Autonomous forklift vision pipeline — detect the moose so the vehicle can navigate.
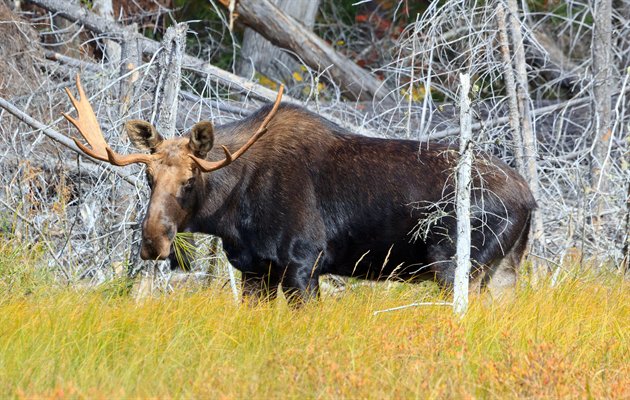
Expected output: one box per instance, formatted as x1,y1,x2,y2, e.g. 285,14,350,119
64,75,536,304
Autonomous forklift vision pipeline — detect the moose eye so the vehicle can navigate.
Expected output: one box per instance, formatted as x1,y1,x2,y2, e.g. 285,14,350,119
183,177,196,192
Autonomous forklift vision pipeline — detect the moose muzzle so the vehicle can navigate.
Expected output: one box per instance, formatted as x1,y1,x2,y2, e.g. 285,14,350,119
140,207,177,261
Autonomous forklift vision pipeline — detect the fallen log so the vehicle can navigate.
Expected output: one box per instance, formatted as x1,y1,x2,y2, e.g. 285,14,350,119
238,0,320,82
218,0,388,101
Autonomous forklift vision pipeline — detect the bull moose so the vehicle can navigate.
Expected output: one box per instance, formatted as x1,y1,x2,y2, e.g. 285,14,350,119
64,75,536,304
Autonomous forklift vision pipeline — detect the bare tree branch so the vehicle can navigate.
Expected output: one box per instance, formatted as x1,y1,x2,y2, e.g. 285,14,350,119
0,95,138,186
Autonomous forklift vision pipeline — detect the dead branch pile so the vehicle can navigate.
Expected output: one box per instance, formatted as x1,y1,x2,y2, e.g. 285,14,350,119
0,0,627,289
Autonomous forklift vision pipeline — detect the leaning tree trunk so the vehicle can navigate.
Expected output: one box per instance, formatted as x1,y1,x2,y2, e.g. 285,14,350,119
238,0,320,83
219,0,387,101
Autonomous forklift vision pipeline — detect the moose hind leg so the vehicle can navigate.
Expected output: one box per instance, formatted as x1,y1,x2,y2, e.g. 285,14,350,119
482,216,530,297
483,255,518,298
429,257,485,295
424,233,461,290
426,223,508,294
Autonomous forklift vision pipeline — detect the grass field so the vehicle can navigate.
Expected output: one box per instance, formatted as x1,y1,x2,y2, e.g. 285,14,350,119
0,239,628,399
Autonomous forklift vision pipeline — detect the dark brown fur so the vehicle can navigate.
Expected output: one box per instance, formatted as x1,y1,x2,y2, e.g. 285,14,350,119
128,103,536,304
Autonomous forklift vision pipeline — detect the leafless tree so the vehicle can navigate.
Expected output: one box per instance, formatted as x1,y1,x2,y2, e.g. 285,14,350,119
454,73,473,316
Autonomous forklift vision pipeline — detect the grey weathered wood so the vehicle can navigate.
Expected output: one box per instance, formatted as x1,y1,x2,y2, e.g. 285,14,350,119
92,0,121,64
26,0,375,137
221,0,387,101
238,0,320,82
5,0,21,10
118,24,141,118
506,0,545,263
590,0,613,236
496,4,524,173
151,22,187,138
49,0,82,58
26,0,284,103
453,73,472,316
44,50,104,72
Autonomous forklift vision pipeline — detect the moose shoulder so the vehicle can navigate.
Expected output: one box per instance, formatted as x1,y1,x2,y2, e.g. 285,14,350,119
64,76,536,304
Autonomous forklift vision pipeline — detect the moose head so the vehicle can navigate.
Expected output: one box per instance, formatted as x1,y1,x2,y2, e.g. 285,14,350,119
63,75,283,260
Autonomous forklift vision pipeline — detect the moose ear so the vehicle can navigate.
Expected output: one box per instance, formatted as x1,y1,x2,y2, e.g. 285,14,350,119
189,121,214,158
125,120,163,153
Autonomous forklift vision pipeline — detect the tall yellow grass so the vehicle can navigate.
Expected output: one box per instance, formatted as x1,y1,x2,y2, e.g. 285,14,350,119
0,240,628,399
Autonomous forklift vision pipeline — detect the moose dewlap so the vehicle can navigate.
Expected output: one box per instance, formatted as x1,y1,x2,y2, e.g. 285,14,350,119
64,75,536,304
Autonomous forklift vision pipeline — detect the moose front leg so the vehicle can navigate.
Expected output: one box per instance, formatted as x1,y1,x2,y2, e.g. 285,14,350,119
281,264,321,307
241,270,280,306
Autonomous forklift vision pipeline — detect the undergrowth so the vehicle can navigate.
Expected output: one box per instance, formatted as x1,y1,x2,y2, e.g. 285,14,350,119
0,240,627,399
0,239,51,298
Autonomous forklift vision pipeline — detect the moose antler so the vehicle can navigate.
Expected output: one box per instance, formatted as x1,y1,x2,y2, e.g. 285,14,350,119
63,74,154,166
189,84,285,172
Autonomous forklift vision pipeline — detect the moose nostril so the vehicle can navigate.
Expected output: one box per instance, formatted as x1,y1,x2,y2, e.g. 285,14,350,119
166,227,176,241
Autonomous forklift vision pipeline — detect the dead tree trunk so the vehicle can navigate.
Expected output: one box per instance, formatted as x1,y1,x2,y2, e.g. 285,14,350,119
590,0,613,240
220,0,387,101
238,0,320,82
496,4,524,172
131,22,188,288
151,22,187,138
118,24,141,119
454,73,473,316
505,0,546,271
92,0,121,64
